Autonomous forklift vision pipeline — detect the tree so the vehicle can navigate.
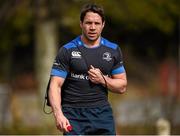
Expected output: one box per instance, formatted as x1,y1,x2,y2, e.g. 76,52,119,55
34,0,58,108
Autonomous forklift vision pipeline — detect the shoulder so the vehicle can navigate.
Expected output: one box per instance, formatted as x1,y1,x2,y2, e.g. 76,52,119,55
63,36,80,50
101,37,119,50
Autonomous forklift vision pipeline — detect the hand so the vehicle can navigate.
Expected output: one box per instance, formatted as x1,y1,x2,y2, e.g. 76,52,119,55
88,65,104,84
55,113,71,133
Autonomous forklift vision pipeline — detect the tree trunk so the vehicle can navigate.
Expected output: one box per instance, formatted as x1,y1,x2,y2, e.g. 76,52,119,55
35,20,57,109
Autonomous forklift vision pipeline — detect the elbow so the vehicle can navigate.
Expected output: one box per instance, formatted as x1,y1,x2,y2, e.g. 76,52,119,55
111,85,127,94
119,80,128,93
116,86,127,94
117,82,127,94
108,78,127,94
119,86,127,94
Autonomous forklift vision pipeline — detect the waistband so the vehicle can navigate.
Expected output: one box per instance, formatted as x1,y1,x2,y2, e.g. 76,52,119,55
62,100,110,108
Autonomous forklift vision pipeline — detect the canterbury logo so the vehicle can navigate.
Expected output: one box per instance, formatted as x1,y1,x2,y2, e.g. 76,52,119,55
71,51,81,58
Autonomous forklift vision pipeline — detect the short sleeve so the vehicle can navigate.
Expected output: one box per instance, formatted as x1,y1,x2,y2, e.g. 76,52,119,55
111,46,125,75
50,47,70,78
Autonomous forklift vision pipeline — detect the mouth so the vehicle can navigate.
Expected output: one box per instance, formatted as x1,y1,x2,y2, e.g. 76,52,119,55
88,33,97,37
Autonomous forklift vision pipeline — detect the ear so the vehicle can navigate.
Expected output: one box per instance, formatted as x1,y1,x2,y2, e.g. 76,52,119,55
102,21,105,28
80,21,83,28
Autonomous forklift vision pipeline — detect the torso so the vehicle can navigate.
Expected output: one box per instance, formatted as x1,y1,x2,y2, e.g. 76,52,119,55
59,36,119,107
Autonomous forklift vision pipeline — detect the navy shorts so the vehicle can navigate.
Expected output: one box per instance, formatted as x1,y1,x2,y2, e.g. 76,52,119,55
62,105,116,135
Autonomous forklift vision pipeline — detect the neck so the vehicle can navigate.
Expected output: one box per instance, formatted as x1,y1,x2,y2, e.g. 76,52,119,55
81,35,101,47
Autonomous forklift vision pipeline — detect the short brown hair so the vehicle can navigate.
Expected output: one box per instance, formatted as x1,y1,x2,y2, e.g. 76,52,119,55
80,4,105,23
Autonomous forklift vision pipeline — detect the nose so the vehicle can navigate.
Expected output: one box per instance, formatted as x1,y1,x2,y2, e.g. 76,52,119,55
90,23,96,30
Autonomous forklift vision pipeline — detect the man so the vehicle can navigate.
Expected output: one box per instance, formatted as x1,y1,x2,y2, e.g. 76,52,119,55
49,3,127,135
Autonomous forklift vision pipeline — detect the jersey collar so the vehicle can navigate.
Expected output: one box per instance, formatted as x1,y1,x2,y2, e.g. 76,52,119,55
77,35,105,48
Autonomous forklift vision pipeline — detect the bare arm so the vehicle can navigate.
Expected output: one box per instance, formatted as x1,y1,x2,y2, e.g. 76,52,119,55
49,76,71,132
88,65,127,94
103,73,127,93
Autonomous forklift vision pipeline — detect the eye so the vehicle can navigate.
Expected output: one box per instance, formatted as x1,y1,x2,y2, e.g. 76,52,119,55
85,21,92,25
95,22,101,25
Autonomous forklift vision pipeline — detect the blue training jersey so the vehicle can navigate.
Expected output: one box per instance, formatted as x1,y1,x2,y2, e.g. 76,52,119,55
51,36,125,107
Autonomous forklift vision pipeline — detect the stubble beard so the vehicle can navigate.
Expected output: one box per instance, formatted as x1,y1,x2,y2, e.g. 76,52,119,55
83,33,100,44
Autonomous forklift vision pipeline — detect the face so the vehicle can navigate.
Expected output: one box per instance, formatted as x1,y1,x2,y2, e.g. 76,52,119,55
80,12,105,45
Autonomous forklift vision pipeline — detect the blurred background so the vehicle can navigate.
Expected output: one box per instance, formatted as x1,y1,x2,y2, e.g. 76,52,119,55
0,0,179,135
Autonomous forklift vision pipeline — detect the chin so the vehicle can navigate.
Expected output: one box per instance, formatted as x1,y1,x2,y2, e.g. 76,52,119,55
88,36,98,41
